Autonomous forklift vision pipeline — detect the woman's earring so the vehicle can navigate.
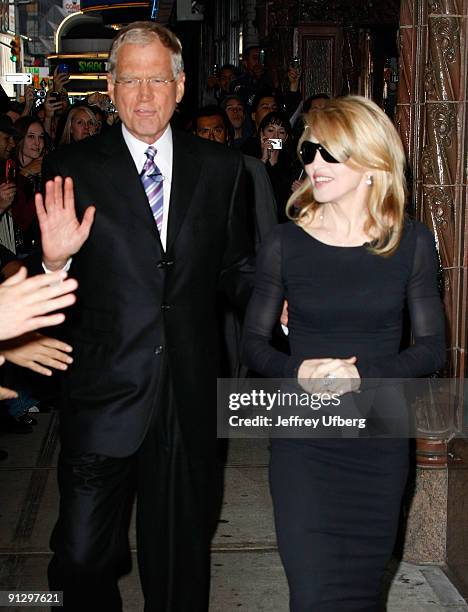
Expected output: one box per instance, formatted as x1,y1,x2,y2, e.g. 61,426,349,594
366,175,373,186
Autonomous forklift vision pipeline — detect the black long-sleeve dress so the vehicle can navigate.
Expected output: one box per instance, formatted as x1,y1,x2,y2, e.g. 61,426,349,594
241,219,446,611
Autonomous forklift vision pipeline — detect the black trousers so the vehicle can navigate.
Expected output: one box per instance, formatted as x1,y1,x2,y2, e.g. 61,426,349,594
48,375,214,612
270,438,409,612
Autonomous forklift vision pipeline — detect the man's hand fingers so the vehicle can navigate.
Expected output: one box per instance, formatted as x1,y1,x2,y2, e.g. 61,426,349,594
75,206,96,244
63,177,75,211
43,179,57,213
35,191,47,222
54,176,64,209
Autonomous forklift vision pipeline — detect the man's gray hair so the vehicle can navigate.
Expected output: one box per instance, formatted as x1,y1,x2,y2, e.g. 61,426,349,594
108,21,184,79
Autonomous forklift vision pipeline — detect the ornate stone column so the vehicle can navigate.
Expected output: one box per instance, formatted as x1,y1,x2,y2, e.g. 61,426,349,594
398,0,467,386
397,1,468,590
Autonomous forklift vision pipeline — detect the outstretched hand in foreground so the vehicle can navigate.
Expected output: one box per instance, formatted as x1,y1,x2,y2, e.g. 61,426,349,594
0,267,77,341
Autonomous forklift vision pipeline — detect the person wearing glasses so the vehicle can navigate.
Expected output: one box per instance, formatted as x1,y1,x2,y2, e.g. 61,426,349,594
241,96,446,611
35,21,252,612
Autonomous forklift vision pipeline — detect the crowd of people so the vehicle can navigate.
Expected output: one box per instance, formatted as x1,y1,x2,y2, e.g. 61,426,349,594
0,71,121,436
0,21,446,612
0,42,324,435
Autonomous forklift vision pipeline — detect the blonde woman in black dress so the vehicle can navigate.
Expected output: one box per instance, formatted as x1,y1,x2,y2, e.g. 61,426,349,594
242,96,445,611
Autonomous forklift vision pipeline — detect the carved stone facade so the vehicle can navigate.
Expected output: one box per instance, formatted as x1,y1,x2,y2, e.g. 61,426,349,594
397,0,468,592
397,0,467,404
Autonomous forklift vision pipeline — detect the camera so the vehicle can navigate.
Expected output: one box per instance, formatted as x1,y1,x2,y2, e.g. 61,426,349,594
33,88,46,107
104,99,116,114
268,138,283,150
49,91,61,102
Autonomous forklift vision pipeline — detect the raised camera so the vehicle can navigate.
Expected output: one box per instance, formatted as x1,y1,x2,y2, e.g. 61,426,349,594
33,88,46,100
269,138,283,150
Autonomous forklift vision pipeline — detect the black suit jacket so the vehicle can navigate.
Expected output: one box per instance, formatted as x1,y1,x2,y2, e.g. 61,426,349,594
43,126,253,458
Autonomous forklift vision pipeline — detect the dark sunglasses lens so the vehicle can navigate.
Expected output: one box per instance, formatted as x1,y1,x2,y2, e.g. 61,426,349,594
300,141,340,165
300,141,316,165
320,147,340,164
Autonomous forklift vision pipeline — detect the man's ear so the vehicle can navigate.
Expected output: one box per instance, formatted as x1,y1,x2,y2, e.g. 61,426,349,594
176,72,186,104
106,74,114,102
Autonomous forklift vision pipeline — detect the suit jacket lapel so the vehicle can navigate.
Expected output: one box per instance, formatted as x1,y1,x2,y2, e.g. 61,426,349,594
166,130,203,253
96,126,164,250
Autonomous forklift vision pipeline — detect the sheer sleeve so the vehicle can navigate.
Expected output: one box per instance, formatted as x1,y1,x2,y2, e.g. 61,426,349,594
357,222,446,378
241,226,304,378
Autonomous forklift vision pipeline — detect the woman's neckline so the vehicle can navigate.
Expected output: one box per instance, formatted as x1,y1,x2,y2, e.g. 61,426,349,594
295,223,371,249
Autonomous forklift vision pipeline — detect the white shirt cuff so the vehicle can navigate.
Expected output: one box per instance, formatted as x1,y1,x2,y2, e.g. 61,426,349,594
42,258,72,273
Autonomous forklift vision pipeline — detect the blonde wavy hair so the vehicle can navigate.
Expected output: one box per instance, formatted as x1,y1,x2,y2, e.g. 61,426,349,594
287,95,407,256
58,106,97,147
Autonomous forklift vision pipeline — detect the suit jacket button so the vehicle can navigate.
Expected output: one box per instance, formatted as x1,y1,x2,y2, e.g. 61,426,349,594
161,304,171,311
156,260,174,269
154,345,164,355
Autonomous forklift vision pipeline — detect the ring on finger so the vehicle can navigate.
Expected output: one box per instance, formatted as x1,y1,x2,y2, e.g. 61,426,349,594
323,373,336,387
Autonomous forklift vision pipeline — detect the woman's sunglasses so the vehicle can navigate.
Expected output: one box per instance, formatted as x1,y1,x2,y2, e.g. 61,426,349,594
299,140,341,165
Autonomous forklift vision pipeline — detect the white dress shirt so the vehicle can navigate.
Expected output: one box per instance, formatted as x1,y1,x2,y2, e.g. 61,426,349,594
122,122,173,251
44,123,174,272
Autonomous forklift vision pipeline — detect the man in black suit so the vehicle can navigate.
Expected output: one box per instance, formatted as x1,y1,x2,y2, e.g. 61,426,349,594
36,22,252,611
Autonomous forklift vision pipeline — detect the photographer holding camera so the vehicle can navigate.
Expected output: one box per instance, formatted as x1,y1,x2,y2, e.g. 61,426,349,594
258,111,296,223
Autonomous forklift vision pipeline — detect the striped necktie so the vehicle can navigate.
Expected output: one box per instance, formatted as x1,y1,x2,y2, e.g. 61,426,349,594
140,145,164,233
